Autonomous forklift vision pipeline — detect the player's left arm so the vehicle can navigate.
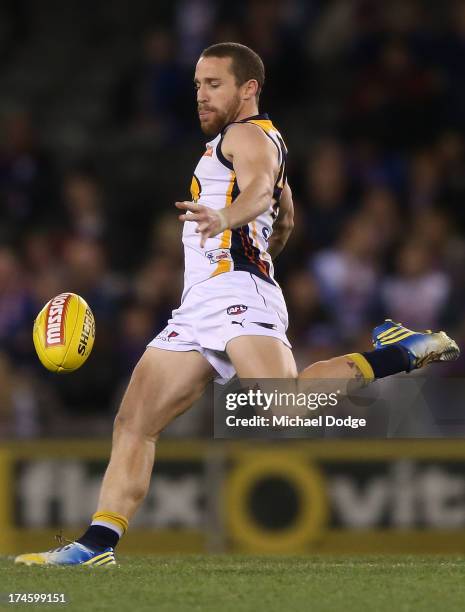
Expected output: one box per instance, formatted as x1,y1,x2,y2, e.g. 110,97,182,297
176,123,279,247
267,181,294,259
220,122,280,229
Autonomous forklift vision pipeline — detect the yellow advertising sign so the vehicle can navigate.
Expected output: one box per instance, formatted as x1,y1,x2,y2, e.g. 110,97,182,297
1,440,465,554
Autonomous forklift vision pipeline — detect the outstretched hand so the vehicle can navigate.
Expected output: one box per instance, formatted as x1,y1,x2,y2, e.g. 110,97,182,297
176,201,228,248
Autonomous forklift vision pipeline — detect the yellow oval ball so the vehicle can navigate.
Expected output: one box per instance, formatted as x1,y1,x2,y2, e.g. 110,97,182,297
32,292,95,373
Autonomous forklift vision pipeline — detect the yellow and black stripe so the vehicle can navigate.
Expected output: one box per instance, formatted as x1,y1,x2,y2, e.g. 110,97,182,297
82,550,116,566
375,325,416,346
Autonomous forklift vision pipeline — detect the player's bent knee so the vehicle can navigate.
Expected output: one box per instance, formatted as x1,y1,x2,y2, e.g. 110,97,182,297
112,411,159,443
114,376,205,441
127,350,207,407
299,360,331,379
113,395,179,442
112,348,211,441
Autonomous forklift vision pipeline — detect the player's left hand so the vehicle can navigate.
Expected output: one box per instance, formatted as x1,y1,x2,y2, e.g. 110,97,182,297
176,201,228,248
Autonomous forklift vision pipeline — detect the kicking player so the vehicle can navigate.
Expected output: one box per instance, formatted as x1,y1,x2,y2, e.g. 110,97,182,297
15,43,459,566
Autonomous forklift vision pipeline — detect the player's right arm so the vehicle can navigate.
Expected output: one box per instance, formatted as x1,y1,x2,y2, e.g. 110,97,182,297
267,181,294,259
176,122,279,248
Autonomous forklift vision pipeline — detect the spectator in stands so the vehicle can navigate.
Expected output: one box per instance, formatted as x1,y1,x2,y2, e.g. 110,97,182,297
381,240,450,330
0,111,55,237
409,148,441,211
311,213,382,340
62,170,107,241
0,247,35,364
303,140,351,250
112,28,189,137
359,186,400,253
0,351,40,439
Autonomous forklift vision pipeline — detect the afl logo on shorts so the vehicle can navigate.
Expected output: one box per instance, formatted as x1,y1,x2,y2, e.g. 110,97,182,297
227,304,248,316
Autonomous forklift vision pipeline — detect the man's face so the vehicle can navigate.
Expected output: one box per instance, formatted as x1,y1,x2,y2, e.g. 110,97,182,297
194,56,243,136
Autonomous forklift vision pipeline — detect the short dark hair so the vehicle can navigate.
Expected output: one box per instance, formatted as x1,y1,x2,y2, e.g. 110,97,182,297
200,42,265,100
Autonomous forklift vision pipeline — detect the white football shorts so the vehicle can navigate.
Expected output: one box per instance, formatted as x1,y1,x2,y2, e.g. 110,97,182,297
147,271,291,381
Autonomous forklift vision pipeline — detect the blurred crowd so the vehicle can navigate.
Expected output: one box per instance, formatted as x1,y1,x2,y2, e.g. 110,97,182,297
1,0,465,437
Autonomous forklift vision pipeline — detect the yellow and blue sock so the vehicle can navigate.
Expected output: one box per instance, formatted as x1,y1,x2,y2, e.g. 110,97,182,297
347,346,411,382
77,510,129,552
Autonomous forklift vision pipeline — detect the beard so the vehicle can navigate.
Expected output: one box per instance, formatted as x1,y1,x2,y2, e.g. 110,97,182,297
198,93,242,136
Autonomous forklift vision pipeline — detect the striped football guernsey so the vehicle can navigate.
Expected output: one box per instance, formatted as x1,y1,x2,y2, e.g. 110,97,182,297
182,113,287,295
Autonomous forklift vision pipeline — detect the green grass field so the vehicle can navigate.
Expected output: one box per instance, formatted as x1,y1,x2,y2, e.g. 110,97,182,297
1,555,465,612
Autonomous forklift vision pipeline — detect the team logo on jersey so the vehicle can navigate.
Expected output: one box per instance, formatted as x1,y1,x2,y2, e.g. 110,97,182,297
156,329,180,342
203,146,213,157
262,227,271,242
227,305,248,316
206,248,232,264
